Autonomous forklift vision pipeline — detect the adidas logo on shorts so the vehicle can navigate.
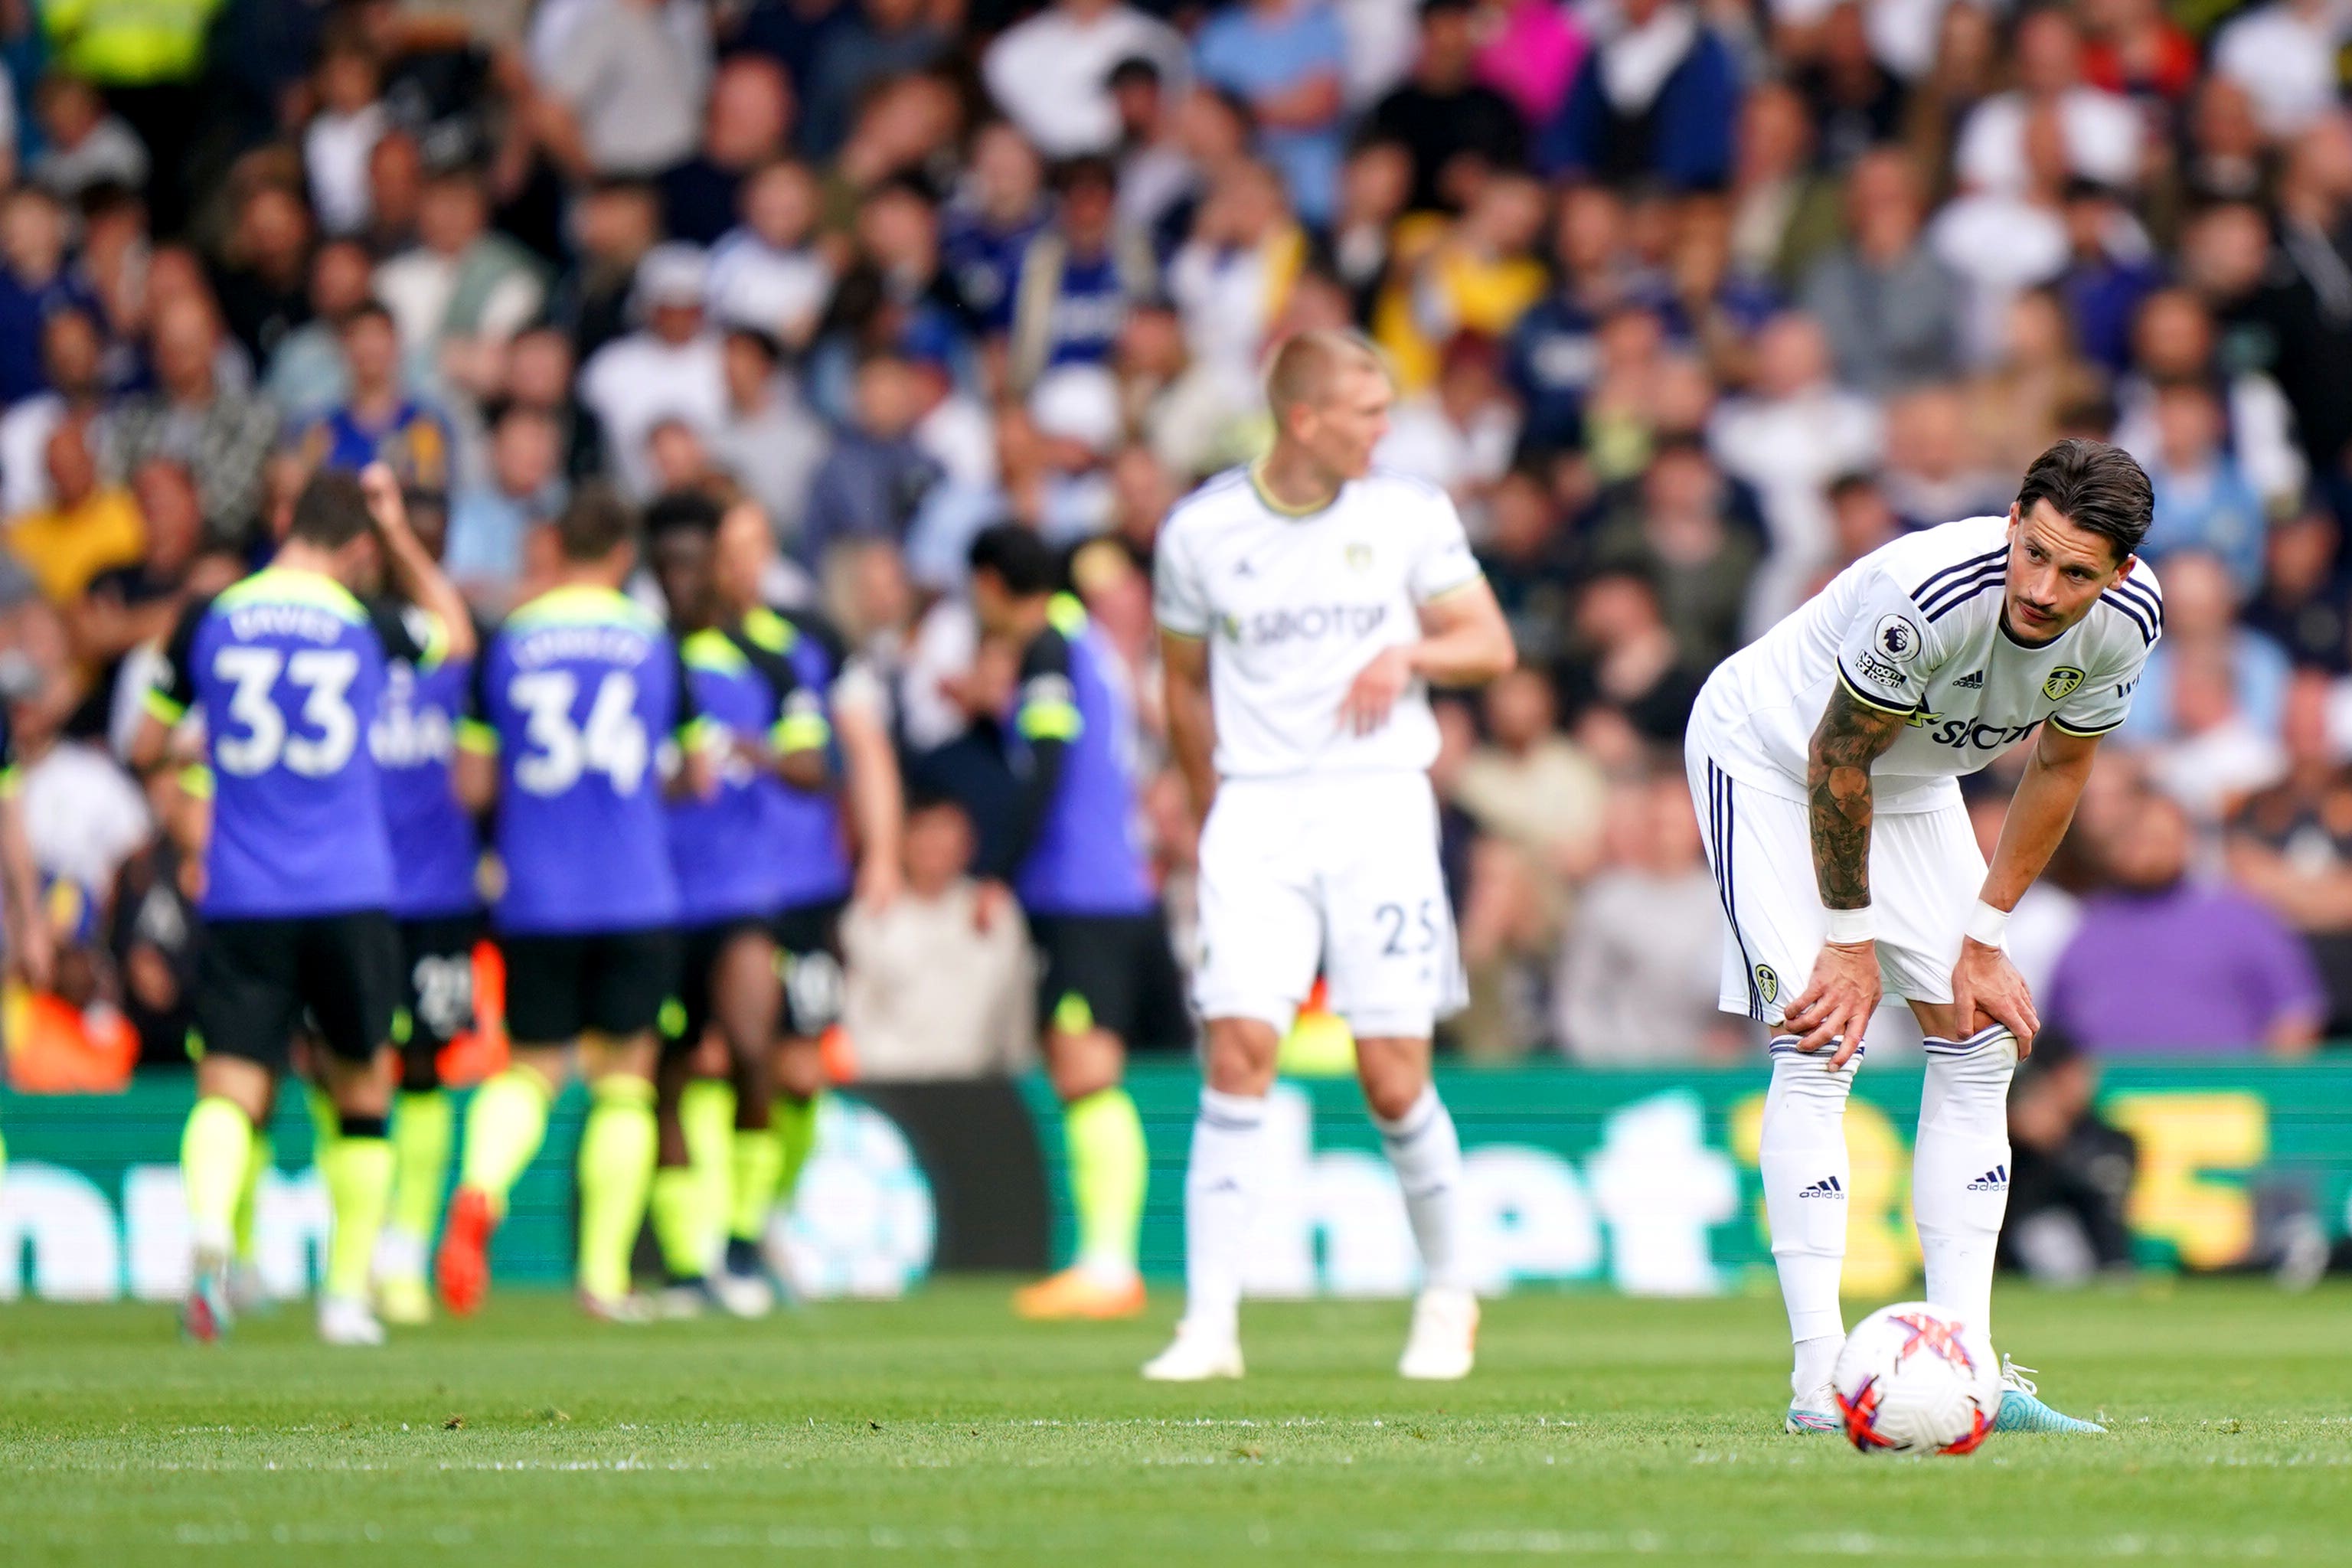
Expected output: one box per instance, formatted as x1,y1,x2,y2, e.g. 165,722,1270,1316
1953,669,1984,688
1967,1165,2010,1192
1798,1176,1845,1199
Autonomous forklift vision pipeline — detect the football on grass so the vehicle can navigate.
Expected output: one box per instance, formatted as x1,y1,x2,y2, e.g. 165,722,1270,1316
1831,1302,2003,1455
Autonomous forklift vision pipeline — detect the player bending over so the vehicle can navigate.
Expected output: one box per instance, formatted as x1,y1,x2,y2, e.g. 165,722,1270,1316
1146,330,1517,1381
644,495,829,1315
1688,439,2159,1436
968,524,1189,1321
437,488,711,1321
133,466,475,1346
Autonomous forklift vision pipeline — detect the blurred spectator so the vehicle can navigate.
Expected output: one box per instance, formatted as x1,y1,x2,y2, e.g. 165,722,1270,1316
1538,0,1738,191
1193,0,1350,228
1966,288,2105,480
262,240,380,426
982,0,1188,160
1709,311,1880,608
1165,158,1305,401
2242,122,2352,503
2212,0,2349,142
373,162,548,403
0,186,99,410
303,23,390,238
1953,8,2141,197
361,129,426,256
2243,508,2352,672
662,54,795,247
2114,286,2305,519
1474,0,1586,132
1727,81,1844,293
1931,105,2072,365
1377,169,1546,392
534,0,713,180
2056,178,2161,378
5,416,145,606
1106,57,1193,247
9,606,152,897
1801,147,1962,394
2001,1037,2138,1285
104,296,280,543
1377,332,1518,512
2047,789,2322,1055
2229,671,2352,1039
1367,0,1524,214
67,458,207,739
1005,155,1155,394
1505,184,1628,458
577,243,727,501
709,159,835,351
1552,773,1739,1063
1880,382,2006,531
804,0,948,161
2145,645,2286,825
1581,433,1760,672
1793,2,1902,171
1328,138,1411,319
841,794,1034,1080
2078,0,2197,109
1452,663,1607,930
295,300,454,492
501,325,606,485
802,348,943,566
1555,567,1703,744
713,328,830,548
447,402,564,605
0,306,107,521
942,120,1048,335
2120,547,2286,755
28,74,149,201
2137,379,2267,597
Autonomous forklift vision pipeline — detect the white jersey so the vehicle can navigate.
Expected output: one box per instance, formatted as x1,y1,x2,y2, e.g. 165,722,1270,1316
1154,465,1484,780
1694,514,2162,814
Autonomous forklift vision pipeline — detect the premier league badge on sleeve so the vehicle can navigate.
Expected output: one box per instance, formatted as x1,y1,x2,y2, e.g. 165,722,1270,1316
1873,614,1922,663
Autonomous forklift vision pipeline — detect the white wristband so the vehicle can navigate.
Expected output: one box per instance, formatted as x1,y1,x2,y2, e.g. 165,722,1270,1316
1824,905,1874,945
1965,900,2011,949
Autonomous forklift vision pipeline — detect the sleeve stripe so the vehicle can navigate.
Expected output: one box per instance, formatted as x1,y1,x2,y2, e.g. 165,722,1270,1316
1837,668,1916,715
1018,702,1083,742
773,714,831,753
1418,572,1486,605
1909,544,2007,604
1155,620,1206,642
1922,567,2005,622
2098,594,2156,646
2047,713,2124,738
455,717,499,754
144,690,188,725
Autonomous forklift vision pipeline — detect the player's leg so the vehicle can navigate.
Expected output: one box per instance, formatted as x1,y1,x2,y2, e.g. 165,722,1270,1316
1321,775,1477,1380
572,929,678,1318
1687,753,1855,1429
302,913,405,1348
377,918,472,1325
763,903,844,1282
1015,916,1150,1321
438,934,574,1316
704,923,781,1312
1883,808,2102,1435
180,920,300,1342
229,1116,274,1314
1145,785,1317,1380
649,926,724,1310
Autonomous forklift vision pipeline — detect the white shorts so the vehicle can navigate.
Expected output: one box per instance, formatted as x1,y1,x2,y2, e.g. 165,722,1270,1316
1192,771,1467,1039
1683,740,1984,1034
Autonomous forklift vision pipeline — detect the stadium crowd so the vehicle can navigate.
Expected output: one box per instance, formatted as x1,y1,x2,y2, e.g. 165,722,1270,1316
2,0,2351,1084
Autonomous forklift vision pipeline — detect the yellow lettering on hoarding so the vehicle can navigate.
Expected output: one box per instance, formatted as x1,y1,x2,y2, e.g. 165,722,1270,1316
2103,1092,2266,1270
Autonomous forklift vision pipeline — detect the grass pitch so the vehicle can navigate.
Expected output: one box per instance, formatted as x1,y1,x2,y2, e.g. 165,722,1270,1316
0,1279,2345,1565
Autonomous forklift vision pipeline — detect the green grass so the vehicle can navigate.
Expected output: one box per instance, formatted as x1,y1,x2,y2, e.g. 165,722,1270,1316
1,1279,2347,1566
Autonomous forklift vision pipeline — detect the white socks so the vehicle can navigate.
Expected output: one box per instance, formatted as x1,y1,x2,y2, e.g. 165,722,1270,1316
1758,1040,1859,1380
1374,1084,1467,1293
1913,1027,2018,1335
1181,1088,1268,1338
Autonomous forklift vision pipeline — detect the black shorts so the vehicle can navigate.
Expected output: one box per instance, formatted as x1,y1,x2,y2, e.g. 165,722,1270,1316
1029,910,1192,1052
395,912,485,1088
191,910,401,1074
772,897,848,1040
662,914,780,1059
501,928,681,1046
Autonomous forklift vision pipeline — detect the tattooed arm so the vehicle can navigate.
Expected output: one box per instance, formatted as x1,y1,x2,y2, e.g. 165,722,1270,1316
1783,681,1907,1065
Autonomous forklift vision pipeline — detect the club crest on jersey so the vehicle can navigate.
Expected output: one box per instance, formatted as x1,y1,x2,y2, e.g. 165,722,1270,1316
2043,666,2086,701
1754,964,1779,1004
1344,542,1374,573
1873,614,1922,663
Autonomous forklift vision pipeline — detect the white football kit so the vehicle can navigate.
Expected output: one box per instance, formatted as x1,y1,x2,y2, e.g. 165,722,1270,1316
1155,465,1481,1037
1685,514,2162,1026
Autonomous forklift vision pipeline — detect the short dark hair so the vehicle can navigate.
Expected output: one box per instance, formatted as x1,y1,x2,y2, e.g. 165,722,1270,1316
1106,55,1161,90
287,470,373,549
644,489,723,539
554,483,636,564
2014,439,2152,564
341,298,395,333
968,522,1059,597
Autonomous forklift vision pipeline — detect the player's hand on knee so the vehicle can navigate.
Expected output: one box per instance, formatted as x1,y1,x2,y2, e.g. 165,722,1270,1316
1786,940,1880,1065
1951,939,2038,1059
1338,646,1414,736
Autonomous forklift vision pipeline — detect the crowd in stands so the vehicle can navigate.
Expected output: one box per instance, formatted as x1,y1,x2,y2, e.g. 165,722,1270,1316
5,0,2352,1076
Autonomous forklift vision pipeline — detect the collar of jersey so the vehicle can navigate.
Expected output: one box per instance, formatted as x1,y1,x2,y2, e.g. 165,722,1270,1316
507,583,660,632
216,567,364,622
681,626,750,673
1249,459,1343,520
